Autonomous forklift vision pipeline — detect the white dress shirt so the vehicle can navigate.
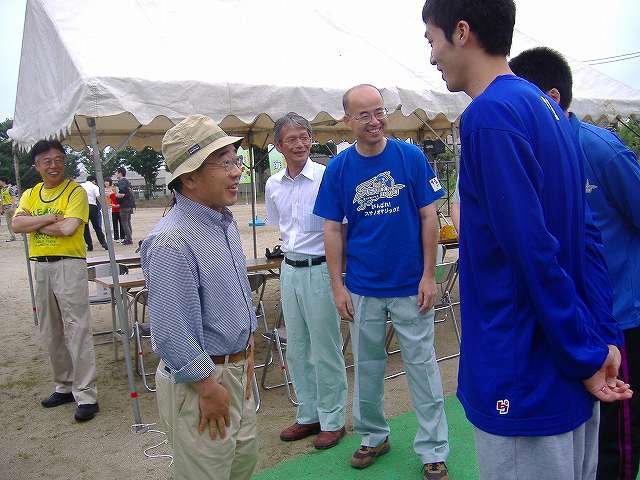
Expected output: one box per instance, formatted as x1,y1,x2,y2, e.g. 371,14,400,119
81,181,100,206
265,159,326,256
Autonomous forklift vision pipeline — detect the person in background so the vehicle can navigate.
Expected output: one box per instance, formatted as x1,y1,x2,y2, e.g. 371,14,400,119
0,177,17,241
422,1,632,479
265,112,348,450
105,178,121,241
12,139,99,423
141,115,257,480
314,84,450,479
80,175,108,251
510,46,640,480
115,167,134,245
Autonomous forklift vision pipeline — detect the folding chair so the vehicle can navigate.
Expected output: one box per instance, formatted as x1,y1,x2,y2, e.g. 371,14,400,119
384,259,461,380
129,288,158,392
247,273,269,411
87,263,128,352
259,308,298,406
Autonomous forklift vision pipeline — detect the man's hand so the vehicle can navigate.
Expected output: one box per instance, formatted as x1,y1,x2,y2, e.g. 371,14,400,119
583,345,633,402
245,335,255,400
417,274,437,312
332,283,354,321
194,376,230,440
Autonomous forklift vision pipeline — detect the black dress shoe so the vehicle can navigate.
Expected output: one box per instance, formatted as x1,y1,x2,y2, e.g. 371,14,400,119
75,403,99,422
41,392,75,408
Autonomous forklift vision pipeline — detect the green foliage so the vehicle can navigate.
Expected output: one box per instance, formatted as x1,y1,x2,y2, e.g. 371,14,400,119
615,118,640,160
118,146,164,199
77,146,122,178
310,143,337,156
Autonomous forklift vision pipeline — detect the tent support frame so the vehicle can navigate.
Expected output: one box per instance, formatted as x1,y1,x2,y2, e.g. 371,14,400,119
87,118,144,430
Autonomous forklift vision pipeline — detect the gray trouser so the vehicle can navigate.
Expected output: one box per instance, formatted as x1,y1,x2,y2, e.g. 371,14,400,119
3,206,16,239
474,402,600,480
349,292,449,464
35,258,98,404
119,207,133,242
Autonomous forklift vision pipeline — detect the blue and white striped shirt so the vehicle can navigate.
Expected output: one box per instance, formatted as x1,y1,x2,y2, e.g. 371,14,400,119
140,192,256,383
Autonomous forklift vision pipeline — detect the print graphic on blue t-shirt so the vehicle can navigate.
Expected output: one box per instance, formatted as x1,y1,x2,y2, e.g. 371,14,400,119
353,171,405,211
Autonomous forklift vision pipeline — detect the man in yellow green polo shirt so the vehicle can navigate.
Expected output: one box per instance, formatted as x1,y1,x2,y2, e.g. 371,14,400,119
12,139,99,422
0,177,17,241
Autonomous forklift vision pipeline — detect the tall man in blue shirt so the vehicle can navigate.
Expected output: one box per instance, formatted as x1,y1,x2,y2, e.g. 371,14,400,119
265,113,348,449
141,115,257,480
510,46,640,480
422,0,632,478
314,84,450,479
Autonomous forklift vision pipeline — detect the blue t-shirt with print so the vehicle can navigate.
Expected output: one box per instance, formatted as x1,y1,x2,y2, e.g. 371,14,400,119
313,138,444,297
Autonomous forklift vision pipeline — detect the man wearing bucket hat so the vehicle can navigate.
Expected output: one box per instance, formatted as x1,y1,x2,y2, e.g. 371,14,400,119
140,115,258,480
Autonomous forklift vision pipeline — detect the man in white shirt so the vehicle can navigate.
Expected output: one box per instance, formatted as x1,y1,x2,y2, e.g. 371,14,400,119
265,113,348,450
81,175,107,251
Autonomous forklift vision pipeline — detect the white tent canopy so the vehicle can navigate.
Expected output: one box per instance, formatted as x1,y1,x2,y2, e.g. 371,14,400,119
9,0,640,151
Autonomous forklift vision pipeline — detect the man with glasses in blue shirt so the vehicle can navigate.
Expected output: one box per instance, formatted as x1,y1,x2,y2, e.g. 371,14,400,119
141,115,257,480
314,84,450,478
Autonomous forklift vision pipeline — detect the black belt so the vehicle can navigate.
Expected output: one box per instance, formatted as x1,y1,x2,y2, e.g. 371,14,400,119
32,256,78,262
284,256,326,268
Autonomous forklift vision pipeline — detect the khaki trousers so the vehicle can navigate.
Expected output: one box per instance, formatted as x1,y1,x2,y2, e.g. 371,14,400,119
156,359,257,480
35,258,98,404
3,206,16,240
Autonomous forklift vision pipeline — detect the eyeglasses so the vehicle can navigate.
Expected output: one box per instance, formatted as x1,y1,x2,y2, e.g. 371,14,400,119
282,134,312,147
346,108,388,125
203,155,243,173
37,157,66,167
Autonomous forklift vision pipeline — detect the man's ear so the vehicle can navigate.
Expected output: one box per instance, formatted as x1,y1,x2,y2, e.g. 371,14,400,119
274,142,283,154
453,20,471,46
547,88,562,106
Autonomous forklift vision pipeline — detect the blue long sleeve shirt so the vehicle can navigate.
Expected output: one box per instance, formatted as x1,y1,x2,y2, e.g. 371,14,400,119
457,75,620,436
570,114,640,331
140,192,256,383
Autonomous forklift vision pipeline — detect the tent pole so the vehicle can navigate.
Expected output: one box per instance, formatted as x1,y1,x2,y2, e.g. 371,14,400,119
87,117,143,429
12,145,38,326
248,131,258,259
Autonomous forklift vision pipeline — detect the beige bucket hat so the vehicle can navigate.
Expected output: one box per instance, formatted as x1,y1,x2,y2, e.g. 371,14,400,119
163,115,242,189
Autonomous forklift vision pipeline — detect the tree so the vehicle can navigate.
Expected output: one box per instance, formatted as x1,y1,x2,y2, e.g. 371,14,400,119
616,118,640,160
119,146,164,199
77,145,122,179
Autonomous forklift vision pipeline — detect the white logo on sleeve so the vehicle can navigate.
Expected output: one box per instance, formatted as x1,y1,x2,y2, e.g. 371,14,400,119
585,179,598,194
353,171,405,212
429,177,442,192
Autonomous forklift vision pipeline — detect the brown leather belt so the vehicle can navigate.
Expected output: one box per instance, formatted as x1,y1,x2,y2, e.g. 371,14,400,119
211,351,246,364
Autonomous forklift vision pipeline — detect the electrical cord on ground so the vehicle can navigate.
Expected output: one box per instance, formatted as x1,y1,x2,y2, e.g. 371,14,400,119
130,423,174,466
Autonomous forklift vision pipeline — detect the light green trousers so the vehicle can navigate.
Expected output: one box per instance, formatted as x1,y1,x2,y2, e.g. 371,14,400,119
280,254,347,431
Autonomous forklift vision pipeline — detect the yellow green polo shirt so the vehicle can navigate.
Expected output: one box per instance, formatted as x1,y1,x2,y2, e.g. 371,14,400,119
16,180,88,258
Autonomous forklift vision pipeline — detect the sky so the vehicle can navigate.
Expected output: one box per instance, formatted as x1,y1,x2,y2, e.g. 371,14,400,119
1,0,639,121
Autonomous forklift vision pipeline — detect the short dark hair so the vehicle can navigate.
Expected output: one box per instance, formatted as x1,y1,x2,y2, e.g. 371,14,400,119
342,84,383,113
422,0,516,56
509,47,573,111
116,166,127,176
104,178,113,186
87,175,97,182
30,139,65,163
0,177,8,183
